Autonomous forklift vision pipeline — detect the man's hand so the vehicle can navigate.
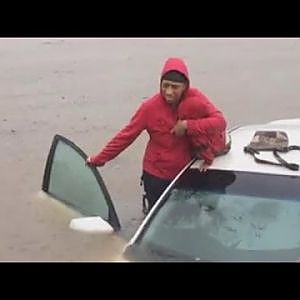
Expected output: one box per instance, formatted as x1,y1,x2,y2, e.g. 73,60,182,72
86,156,93,166
171,120,187,137
86,156,105,167
199,162,210,172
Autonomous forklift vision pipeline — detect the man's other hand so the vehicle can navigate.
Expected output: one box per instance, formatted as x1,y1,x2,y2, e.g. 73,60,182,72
171,120,187,137
199,162,210,172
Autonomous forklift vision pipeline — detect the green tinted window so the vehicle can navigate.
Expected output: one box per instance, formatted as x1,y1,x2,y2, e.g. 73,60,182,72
48,140,109,219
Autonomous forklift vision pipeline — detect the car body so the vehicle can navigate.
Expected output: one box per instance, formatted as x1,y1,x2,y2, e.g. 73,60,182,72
41,118,300,262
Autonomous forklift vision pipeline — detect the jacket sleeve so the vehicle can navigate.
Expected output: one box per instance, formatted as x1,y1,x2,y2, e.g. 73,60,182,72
186,94,226,136
90,103,147,165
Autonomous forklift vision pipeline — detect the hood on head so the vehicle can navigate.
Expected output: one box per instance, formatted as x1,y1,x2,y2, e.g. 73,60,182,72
161,57,190,83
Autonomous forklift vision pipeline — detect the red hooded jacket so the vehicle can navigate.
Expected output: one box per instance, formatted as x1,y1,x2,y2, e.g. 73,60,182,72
90,58,226,180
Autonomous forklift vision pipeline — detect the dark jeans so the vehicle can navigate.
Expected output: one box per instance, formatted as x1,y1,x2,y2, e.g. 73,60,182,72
141,170,172,214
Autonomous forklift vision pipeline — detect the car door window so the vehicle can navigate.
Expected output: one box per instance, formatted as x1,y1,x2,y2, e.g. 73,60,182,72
42,135,120,231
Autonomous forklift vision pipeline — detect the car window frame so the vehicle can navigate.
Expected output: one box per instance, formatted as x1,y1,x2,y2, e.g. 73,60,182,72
42,134,121,231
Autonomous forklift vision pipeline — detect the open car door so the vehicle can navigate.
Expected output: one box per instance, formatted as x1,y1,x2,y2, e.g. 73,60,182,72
42,134,121,231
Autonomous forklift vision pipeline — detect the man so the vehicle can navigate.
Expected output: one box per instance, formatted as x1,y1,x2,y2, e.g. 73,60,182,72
86,57,226,214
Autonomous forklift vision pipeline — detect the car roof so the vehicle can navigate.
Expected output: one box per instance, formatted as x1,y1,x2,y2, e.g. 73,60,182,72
191,118,300,177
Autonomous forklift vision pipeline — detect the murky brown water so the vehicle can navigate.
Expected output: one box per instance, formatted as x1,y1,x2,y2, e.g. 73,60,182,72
3,192,126,261
1,38,300,261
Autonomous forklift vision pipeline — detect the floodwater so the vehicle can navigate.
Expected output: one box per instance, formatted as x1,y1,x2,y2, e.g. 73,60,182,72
1,38,300,261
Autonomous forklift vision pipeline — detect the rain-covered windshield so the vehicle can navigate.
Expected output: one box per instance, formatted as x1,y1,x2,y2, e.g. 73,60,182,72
126,169,300,261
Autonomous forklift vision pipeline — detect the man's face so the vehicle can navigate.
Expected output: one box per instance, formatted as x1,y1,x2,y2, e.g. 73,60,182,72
161,79,187,106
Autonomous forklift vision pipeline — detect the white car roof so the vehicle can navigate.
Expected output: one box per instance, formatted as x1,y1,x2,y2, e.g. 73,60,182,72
194,119,300,177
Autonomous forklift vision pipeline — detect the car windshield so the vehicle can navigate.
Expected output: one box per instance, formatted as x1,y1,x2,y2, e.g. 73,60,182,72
126,169,300,261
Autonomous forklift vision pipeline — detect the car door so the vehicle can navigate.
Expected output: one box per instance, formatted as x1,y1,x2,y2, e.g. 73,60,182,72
42,134,121,231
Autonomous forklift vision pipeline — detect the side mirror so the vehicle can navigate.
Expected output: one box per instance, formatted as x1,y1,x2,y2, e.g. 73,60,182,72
69,216,114,234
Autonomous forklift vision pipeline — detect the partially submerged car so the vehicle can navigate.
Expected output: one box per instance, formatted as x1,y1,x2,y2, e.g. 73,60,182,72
41,119,300,262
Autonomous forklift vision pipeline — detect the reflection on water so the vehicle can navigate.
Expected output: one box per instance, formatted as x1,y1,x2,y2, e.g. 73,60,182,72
2,192,127,261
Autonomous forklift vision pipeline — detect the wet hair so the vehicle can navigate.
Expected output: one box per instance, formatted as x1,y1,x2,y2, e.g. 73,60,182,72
161,70,188,83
